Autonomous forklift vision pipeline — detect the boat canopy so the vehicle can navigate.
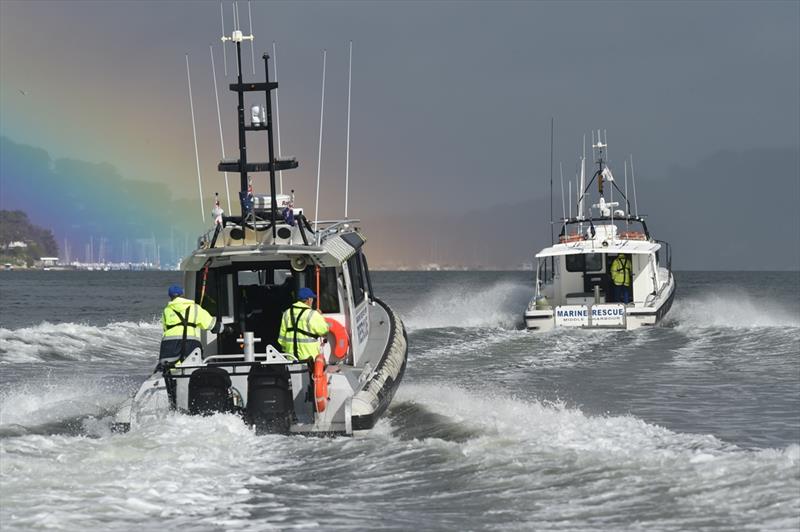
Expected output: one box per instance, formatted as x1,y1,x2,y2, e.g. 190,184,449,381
535,239,661,259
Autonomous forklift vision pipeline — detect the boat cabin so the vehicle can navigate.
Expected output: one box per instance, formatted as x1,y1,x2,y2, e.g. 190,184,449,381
180,227,374,367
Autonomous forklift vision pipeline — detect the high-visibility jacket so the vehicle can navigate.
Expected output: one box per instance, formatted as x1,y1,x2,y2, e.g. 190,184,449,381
162,297,215,341
278,301,330,361
610,256,632,287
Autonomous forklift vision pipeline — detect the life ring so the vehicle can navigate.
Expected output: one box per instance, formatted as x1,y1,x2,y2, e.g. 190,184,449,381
559,233,583,243
324,317,350,360
313,354,328,413
619,231,646,240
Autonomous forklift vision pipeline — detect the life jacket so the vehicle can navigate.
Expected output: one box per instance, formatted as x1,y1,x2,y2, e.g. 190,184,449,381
278,302,327,361
611,256,631,286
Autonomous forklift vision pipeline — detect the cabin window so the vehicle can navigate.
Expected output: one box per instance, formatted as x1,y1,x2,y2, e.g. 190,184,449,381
347,254,366,306
196,268,230,318
565,253,603,272
316,267,341,313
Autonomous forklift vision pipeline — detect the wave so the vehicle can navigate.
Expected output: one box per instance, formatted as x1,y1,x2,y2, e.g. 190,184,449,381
668,289,800,329
0,320,161,363
389,383,799,462
403,280,531,330
0,374,138,437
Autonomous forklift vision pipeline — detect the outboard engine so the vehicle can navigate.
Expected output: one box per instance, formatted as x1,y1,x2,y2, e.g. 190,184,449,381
245,363,294,434
188,367,235,415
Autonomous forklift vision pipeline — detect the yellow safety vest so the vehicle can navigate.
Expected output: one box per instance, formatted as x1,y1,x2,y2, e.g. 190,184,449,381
278,302,329,361
162,297,215,340
610,256,632,286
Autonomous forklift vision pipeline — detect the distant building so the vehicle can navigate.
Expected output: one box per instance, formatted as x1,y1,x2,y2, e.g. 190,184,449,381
39,257,59,267
3,241,28,249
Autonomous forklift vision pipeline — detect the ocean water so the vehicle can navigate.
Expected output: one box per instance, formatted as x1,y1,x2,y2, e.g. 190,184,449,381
0,270,798,531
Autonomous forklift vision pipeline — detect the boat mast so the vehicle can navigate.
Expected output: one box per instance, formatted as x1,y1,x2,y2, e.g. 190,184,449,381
219,25,298,236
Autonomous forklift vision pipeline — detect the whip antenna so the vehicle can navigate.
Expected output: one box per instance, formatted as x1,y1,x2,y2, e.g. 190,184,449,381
220,2,228,76
630,154,639,217
186,54,205,223
549,117,554,246
559,162,566,221
313,49,327,236
345,40,353,218
247,1,256,75
210,45,232,214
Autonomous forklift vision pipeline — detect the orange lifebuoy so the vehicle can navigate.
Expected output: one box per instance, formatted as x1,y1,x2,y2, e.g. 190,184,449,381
324,317,350,360
619,231,646,240
559,233,583,243
313,354,328,413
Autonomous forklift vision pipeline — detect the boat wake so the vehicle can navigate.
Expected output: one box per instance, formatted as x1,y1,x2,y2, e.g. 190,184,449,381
403,280,531,331
387,382,799,462
0,321,160,364
667,289,800,329
0,374,138,438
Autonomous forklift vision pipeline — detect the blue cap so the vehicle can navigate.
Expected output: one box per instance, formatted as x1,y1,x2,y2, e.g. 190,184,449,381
298,287,316,300
168,284,184,297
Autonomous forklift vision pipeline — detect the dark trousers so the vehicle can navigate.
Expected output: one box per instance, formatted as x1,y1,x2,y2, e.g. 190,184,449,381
613,284,631,304
159,338,202,360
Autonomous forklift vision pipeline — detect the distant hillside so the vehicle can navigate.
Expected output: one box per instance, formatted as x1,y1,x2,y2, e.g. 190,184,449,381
0,210,59,265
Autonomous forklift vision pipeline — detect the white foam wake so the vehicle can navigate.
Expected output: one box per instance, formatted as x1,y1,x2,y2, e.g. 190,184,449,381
0,375,132,431
0,320,161,363
669,289,800,329
403,280,532,330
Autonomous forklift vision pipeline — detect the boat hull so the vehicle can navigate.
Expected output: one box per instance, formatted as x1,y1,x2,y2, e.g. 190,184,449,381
114,298,407,436
525,276,676,332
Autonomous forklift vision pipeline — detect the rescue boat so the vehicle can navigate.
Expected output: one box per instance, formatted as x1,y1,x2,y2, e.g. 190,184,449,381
524,133,675,331
114,27,407,435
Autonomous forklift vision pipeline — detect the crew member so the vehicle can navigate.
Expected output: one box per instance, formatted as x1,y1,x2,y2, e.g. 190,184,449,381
159,284,216,366
278,287,329,362
610,253,632,304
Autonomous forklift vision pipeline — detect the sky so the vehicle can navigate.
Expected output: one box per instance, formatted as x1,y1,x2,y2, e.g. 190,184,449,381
0,0,798,269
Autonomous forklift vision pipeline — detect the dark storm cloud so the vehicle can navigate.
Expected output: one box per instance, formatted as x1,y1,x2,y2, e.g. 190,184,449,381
0,1,797,269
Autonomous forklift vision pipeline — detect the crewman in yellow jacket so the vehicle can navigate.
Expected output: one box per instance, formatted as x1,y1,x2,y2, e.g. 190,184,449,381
278,287,329,362
610,253,632,304
159,284,216,365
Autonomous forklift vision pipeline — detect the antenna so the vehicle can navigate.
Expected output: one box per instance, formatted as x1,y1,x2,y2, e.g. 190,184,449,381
210,45,232,214
313,49,327,236
568,180,572,219
186,54,205,223
233,2,239,30
624,158,630,231
247,1,256,75
344,40,353,219
579,134,586,219
630,154,639,217
272,41,283,194
220,2,228,76
549,117,554,246
559,162,566,221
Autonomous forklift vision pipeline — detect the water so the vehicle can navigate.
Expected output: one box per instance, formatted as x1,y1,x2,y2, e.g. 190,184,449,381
1,270,798,531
